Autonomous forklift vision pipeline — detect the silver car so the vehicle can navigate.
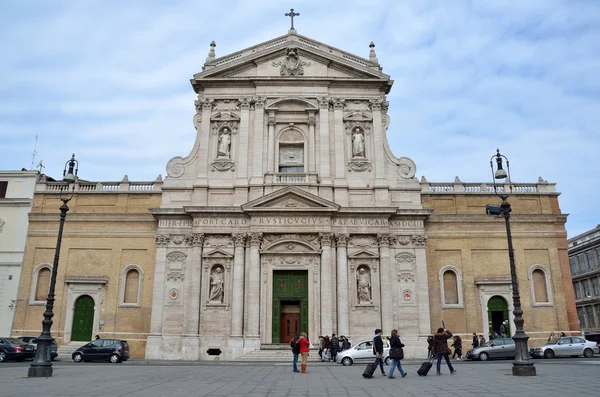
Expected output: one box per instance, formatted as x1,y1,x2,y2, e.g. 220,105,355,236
530,336,599,359
335,339,391,366
465,338,515,361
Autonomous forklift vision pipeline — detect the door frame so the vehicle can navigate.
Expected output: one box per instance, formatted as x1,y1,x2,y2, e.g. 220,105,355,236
63,278,106,343
71,295,95,342
271,272,309,344
476,279,516,339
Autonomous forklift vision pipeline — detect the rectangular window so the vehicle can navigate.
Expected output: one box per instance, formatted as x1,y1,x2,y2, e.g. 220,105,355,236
570,257,578,275
578,254,587,271
593,278,600,296
587,251,596,269
0,181,7,198
596,248,600,268
585,306,596,328
574,282,581,299
583,279,591,298
577,307,586,328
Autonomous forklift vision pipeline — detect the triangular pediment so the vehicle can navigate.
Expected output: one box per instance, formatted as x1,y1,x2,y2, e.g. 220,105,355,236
193,32,391,86
242,186,340,212
202,248,233,259
349,250,379,259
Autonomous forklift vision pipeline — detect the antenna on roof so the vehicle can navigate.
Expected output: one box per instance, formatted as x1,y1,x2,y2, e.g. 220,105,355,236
36,160,45,173
30,135,38,171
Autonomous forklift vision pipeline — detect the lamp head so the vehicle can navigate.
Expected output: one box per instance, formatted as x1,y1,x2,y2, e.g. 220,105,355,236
63,154,78,183
494,150,507,180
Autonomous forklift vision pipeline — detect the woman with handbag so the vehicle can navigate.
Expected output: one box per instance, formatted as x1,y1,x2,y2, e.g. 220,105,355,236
387,329,407,379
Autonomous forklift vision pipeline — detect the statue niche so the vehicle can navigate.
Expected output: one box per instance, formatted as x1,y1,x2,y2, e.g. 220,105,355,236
352,128,365,158
217,128,232,158
356,265,372,304
208,265,225,303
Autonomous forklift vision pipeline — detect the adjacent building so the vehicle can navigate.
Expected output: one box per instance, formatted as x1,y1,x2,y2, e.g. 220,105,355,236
569,224,600,333
0,170,38,336
10,29,578,359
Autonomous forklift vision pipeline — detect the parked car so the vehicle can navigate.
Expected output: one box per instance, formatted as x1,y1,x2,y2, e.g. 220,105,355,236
466,338,515,361
335,339,391,366
0,337,36,362
530,336,599,359
72,339,130,363
17,336,58,360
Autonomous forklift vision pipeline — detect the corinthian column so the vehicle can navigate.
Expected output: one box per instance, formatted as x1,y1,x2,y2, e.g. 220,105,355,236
185,233,204,335
231,233,246,338
267,111,276,173
319,233,333,335
332,98,346,181
251,97,266,185
378,234,393,334
246,232,263,340
370,98,387,186
236,98,250,183
318,97,331,185
336,234,350,337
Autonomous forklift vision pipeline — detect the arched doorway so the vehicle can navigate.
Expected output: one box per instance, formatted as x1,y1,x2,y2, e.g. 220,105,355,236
487,296,510,337
71,295,95,341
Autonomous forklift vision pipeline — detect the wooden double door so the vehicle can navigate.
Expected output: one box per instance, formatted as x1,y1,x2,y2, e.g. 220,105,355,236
272,271,308,343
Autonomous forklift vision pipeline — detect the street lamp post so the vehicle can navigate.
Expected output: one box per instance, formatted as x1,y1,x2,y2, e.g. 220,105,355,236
28,154,78,378
487,149,536,376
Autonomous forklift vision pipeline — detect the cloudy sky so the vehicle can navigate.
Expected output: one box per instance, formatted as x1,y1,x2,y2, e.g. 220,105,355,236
1,0,598,237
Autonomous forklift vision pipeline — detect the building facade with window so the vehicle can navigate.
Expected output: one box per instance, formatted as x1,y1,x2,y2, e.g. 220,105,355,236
569,224,600,333
10,30,578,359
0,170,38,336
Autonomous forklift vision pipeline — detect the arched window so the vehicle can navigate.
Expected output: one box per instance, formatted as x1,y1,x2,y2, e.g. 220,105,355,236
528,265,553,306
30,263,53,305
438,265,464,308
278,129,305,173
119,264,144,307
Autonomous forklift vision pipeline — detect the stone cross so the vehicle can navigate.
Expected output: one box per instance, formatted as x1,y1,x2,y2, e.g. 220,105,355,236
285,8,299,30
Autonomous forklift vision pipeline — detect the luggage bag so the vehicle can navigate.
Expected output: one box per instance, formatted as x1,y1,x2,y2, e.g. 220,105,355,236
417,359,433,376
362,361,378,379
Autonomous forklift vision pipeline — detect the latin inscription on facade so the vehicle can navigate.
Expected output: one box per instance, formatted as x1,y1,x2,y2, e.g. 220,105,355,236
159,218,424,228
252,217,330,226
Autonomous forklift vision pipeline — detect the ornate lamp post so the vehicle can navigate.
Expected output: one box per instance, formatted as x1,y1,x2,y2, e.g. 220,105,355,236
28,154,78,378
487,149,536,376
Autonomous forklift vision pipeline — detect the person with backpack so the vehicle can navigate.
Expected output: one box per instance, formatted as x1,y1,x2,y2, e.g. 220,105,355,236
433,328,456,376
289,334,300,373
298,332,311,373
330,334,339,363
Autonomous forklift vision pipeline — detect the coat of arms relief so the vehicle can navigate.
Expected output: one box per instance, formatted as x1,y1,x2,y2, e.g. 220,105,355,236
272,47,311,76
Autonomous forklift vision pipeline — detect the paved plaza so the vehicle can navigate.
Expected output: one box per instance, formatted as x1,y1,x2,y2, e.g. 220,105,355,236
1,359,600,397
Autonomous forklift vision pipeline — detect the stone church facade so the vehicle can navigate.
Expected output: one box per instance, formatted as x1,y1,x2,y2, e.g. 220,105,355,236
11,30,578,360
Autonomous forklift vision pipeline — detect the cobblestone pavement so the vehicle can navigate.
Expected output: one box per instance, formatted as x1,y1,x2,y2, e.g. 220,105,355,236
2,359,600,397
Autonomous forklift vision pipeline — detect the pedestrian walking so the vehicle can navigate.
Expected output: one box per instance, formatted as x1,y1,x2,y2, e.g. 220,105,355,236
298,332,311,373
318,335,324,358
451,335,462,360
387,329,407,379
479,335,486,346
321,336,330,361
289,333,300,373
500,322,507,337
372,328,386,377
427,335,435,359
434,328,456,376
472,333,479,349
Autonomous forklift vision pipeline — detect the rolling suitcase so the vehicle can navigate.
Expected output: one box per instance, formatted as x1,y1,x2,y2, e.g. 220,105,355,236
362,361,378,379
417,358,433,376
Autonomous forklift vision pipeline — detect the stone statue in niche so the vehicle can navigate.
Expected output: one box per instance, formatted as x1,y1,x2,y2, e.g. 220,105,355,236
217,128,231,158
208,266,224,303
352,128,365,158
356,266,372,304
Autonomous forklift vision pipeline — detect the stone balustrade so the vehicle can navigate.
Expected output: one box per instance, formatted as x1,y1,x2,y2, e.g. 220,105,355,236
420,176,556,194
36,176,163,193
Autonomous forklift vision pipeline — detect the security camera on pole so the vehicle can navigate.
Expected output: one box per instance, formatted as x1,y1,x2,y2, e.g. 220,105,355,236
487,149,536,376
28,154,79,378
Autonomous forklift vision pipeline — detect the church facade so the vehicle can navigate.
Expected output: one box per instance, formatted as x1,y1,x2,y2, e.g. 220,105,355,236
11,29,578,360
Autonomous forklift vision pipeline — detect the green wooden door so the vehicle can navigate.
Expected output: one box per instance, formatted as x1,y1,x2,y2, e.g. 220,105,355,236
272,271,308,343
487,295,510,337
71,295,95,341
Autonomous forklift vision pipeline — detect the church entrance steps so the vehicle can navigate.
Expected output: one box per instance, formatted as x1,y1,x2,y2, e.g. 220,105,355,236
57,341,87,359
234,344,321,362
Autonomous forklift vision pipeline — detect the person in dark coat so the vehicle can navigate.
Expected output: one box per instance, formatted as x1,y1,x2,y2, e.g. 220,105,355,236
427,335,435,359
472,333,479,349
387,329,407,379
433,328,456,376
451,335,462,360
330,334,339,363
289,333,301,373
372,328,386,376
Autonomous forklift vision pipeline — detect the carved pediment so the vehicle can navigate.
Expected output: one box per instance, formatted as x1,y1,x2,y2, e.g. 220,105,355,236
242,186,339,213
348,250,379,259
202,248,233,259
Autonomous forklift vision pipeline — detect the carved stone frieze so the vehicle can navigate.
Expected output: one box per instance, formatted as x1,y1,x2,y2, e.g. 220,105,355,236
395,252,416,263
347,159,372,172
344,121,372,134
212,99,240,112
171,234,185,245
262,234,319,249
205,234,233,248
392,235,412,246
397,272,415,282
272,47,310,76
166,272,185,282
377,234,390,247
263,255,318,267
411,235,427,246
211,120,239,135
348,235,377,248
211,160,236,172
155,234,171,246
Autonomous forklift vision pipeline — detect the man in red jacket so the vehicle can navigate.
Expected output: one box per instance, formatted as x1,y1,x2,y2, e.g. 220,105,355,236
298,332,311,373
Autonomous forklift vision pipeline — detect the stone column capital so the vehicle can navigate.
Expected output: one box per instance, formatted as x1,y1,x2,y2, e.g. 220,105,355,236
335,233,349,247
318,97,331,109
332,98,345,110
200,97,214,110
377,233,390,247
308,115,316,126
239,97,251,110
369,97,384,111
232,233,247,247
411,235,427,246
185,233,205,247
249,232,263,246
318,232,333,247
267,116,276,126
155,234,171,247
253,96,266,109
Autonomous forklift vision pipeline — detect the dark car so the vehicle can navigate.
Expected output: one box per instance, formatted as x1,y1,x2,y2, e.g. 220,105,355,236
17,336,58,360
72,339,130,363
0,337,36,362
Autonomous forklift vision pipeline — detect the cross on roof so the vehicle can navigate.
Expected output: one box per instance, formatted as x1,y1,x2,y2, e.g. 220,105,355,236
285,8,299,31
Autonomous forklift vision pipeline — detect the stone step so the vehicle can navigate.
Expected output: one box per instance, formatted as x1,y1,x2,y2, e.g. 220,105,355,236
57,341,88,357
235,346,325,362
